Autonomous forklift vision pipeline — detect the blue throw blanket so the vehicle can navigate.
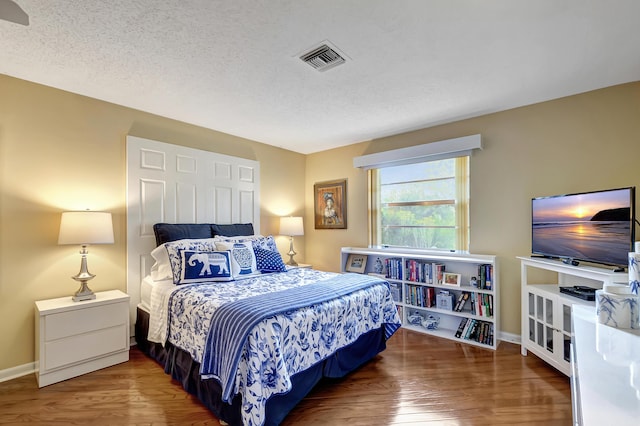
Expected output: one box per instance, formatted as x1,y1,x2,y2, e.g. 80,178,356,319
200,272,396,402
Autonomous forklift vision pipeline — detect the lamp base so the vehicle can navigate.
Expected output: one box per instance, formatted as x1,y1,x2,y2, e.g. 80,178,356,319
72,280,96,302
71,249,96,302
286,236,298,266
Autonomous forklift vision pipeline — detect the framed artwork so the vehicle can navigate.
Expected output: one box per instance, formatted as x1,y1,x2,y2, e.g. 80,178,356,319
443,272,462,287
346,253,367,273
314,179,347,229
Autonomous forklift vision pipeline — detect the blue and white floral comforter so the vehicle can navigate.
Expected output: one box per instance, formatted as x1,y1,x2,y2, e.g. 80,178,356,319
162,268,401,426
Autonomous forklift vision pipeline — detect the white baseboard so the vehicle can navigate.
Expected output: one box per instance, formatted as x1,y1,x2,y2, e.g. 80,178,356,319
499,331,521,345
0,362,35,383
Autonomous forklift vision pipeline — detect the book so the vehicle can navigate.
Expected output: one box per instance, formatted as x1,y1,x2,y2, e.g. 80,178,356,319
455,318,468,338
463,319,476,339
460,318,474,339
454,291,470,312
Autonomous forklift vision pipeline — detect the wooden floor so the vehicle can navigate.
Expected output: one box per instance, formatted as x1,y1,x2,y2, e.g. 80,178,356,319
0,329,572,425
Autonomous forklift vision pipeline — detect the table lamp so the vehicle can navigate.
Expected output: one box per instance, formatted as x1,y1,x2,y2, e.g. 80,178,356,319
58,211,114,301
279,216,304,266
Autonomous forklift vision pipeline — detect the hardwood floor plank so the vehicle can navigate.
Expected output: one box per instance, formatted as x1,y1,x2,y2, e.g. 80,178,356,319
0,329,571,425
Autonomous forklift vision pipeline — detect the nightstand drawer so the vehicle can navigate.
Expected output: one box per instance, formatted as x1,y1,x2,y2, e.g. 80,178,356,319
44,301,127,341
43,324,128,371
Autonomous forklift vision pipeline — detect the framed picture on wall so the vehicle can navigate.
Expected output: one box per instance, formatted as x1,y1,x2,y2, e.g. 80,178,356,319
314,179,347,229
345,254,367,273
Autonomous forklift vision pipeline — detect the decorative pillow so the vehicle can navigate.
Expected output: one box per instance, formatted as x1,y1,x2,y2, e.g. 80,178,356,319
153,223,212,246
211,223,254,237
215,241,259,278
254,247,287,273
177,250,232,283
163,238,220,284
251,235,278,253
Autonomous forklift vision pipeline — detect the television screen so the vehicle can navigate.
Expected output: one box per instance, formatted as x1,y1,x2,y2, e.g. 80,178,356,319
532,187,636,267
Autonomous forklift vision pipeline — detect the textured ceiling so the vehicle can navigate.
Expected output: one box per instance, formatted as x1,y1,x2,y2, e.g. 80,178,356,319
1,0,639,154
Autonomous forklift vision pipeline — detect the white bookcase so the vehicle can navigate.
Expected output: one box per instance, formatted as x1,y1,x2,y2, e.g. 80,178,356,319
341,247,499,350
518,256,628,376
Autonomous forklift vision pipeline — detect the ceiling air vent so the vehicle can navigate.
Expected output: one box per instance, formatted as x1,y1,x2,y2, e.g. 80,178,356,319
300,43,346,72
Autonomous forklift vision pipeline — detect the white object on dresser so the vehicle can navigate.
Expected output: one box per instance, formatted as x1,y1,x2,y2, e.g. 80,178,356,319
571,304,640,425
518,256,628,376
341,247,499,350
35,289,130,387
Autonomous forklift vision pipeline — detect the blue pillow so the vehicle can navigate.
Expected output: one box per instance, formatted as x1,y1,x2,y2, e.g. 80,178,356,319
164,238,219,284
178,250,232,284
254,247,287,273
153,223,212,246
211,223,254,237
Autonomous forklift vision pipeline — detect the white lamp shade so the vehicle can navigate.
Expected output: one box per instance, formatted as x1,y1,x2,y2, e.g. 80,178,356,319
58,211,114,245
280,216,304,236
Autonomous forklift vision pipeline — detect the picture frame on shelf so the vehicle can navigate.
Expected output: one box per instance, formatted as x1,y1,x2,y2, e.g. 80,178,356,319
314,179,347,229
345,253,367,273
443,272,462,286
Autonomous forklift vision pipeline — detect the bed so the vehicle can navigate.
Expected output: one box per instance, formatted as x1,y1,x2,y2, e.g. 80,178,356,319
135,223,402,426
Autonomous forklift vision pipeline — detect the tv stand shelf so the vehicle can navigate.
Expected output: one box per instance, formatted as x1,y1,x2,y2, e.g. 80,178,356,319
518,256,628,376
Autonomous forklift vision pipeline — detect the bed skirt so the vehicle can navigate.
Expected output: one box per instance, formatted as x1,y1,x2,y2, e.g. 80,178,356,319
135,307,387,426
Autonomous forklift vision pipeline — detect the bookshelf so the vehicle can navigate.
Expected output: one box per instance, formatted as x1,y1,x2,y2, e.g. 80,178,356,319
341,247,499,350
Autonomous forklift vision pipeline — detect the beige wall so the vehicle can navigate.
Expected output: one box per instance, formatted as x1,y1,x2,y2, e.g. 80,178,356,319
0,75,306,371
306,82,640,337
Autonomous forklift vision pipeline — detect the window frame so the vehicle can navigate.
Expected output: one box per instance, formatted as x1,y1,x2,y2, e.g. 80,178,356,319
368,156,469,251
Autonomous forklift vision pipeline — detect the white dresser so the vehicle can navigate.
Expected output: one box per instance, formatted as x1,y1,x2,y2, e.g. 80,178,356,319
35,289,130,387
571,305,640,425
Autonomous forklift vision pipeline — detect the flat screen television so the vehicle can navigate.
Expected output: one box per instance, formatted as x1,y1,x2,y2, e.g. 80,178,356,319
531,187,636,267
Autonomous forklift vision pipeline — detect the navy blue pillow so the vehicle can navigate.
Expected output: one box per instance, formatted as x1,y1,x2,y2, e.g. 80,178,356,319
254,247,287,273
211,223,254,237
178,249,233,283
153,223,213,246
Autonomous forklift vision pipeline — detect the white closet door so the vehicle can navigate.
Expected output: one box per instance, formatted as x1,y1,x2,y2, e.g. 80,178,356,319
126,136,260,332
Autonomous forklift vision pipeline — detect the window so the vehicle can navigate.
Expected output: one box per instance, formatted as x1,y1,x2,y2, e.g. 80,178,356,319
369,156,469,250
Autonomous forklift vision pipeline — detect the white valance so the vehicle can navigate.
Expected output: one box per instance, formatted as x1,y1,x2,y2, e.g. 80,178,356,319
353,134,482,169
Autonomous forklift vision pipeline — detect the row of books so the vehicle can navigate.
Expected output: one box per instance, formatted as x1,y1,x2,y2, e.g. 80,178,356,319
455,318,494,345
405,284,436,308
385,258,448,284
469,292,493,318
476,264,493,290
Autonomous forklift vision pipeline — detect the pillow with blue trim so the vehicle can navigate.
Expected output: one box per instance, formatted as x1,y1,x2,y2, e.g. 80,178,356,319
215,241,259,278
251,235,278,252
178,250,232,283
254,247,287,273
164,238,220,284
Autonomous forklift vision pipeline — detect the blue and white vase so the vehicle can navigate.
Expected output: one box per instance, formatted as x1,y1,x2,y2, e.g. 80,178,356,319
629,244,640,295
596,285,639,329
233,243,253,275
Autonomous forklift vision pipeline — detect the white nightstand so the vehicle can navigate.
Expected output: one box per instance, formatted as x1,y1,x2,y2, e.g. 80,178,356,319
35,289,130,387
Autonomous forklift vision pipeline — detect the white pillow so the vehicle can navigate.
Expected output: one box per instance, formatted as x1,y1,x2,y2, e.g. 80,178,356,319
150,244,172,281
215,240,259,278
